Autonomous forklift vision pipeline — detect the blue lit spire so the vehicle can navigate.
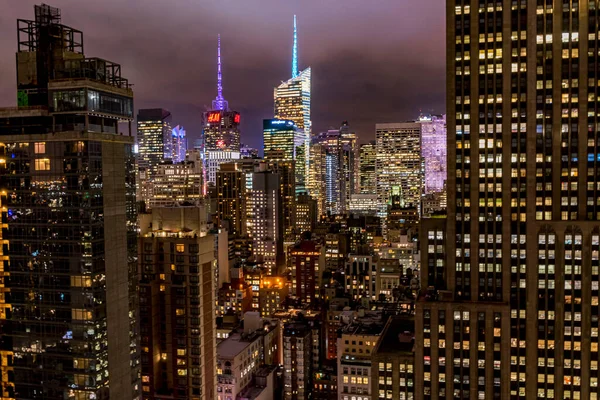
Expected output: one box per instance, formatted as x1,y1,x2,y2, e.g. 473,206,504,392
292,15,298,79
212,34,228,111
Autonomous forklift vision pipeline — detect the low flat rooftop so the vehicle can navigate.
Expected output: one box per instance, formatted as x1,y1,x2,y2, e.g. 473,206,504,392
217,332,258,360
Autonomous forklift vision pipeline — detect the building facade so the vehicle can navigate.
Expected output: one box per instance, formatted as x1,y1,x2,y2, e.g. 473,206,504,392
416,1,600,399
375,122,423,215
274,16,311,197
0,5,139,399
138,207,216,400
203,36,241,186
359,141,377,195
418,114,447,194
138,108,173,178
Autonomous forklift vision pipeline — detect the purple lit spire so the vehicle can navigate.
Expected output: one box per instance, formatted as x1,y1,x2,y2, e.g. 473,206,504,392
212,34,228,111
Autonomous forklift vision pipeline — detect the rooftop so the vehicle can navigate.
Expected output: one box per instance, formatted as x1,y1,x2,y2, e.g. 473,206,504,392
217,332,260,360
374,315,415,355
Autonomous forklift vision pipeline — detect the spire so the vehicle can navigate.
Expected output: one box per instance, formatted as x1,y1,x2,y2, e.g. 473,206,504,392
292,15,299,79
212,34,228,111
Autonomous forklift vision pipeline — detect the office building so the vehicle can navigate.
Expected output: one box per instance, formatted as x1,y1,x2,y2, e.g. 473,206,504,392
283,322,313,400
246,170,283,275
263,119,306,195
295,193,318,236
216,162,246,236
264,154,297,240
147,150,203,209
138,108,173,178
203,35,241,186
288,238,325,305
415,1,600,399
0,5,139,399
375,122,423,215
349,194,379,216
360,141,377,195
138,207,216,400
171,124,187,163
308,140,327,215
418,114,447,194
339,121,360,207
274,16,311,195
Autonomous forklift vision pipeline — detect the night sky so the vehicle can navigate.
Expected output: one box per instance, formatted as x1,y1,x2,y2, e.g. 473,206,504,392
0,0,446,149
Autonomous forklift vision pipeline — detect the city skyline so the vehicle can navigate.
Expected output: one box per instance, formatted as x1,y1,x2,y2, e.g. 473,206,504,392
0,0,445,149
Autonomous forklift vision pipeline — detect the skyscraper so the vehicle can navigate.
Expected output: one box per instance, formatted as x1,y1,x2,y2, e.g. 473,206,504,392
246,170,283,275
203,35,241,186
418,114,447,194
417,1,599,399
359,140,377,195
274,15,311,196
0,5,139,399
263,119,305,194
137,108,173,178
375,122,424,215
171,124,187,163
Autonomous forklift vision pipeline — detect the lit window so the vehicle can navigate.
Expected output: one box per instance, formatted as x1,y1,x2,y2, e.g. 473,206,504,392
34,142,46,154
176,244,185,253
35,158,50,171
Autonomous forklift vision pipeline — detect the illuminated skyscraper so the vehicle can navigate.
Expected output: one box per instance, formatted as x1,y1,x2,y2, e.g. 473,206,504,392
203,35,241,186
274,15,311,195
263,119,306,194
246,170,283,275
171,124,187,163
375,122,423,215
418,114,447,194
417,1,600,399
137,108,172,178
359,140,377,195
0,5,139,399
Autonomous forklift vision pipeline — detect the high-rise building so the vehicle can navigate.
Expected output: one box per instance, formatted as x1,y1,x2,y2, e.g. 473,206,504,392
274,16,311,196
416,1,600,399
283,322,313,400
263,119,306,195
375,122,423,215
171,124,187,163
344,255,377,302
339,121,359,206
370,316,415,400
203,35,241,186
418,114,447,194
138,108,173,178
312,127,357,215
309,140,327,215
359,140,377,195
288,238,325,305
147,150,203,209
216,163,246,236
0,5,139,399
246,170,283,275
138,206,216,400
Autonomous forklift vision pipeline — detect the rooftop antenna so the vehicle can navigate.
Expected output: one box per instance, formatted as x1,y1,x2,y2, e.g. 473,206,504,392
212,34,228,111
292,15,299,79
